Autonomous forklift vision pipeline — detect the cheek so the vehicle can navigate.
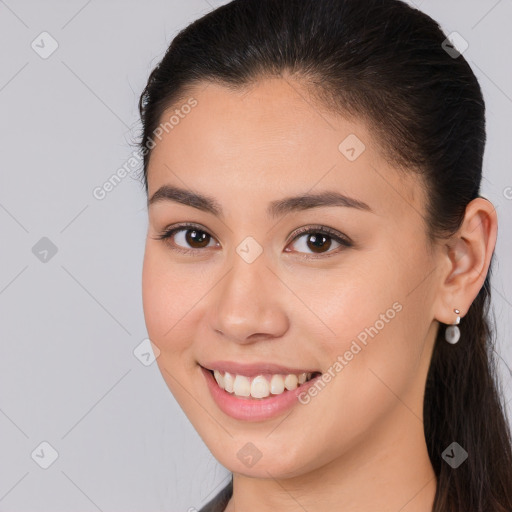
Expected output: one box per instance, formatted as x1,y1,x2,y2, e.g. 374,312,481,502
141,243,199,354
311,253,429,410
141,245,203,407
309,262,403,353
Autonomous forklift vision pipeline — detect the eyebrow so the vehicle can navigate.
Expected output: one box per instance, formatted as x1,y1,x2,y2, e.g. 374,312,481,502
148,185,372,218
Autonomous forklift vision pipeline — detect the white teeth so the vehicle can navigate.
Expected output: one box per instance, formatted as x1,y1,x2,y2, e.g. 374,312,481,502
233,375,251,396
270,374,285,395
251,375,270,398
213,370,224,388
212,370,315,399
284,374,298,390
223,371,234,393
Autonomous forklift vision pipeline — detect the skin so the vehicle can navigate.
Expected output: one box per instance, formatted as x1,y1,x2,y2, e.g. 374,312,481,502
141,76,497,512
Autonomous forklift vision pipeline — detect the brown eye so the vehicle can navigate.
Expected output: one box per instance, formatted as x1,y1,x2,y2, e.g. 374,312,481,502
304,233,332,253
290,232,339,255
286,226,352,257
182,229,211,248
154,224,219,254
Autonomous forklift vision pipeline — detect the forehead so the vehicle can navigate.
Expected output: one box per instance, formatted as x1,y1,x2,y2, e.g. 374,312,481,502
146,78,424,220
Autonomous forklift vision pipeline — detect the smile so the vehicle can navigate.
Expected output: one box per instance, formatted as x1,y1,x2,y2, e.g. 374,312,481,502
210,369,319,399
200,363,323,421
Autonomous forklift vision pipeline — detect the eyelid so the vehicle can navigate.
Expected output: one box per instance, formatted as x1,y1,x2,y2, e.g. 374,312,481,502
152,222,219,255
287,224,352,246
154,222,214,240
284,224,352,259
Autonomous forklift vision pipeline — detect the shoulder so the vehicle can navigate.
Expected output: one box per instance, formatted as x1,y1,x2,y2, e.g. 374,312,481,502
197,478,233,512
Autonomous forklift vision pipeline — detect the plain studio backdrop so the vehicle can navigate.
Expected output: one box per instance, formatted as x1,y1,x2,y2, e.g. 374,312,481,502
0,0,511,510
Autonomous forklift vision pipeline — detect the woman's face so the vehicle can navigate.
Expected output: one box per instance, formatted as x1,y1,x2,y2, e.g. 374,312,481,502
142,77,442,478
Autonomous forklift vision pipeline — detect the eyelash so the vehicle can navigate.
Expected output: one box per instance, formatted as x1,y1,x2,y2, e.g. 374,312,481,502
152,222,353,259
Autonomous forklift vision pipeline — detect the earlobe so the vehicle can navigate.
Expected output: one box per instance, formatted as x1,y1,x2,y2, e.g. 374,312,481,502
434,197,497,325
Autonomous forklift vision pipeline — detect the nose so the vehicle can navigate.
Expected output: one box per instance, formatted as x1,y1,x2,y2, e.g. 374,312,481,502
208,251,290,345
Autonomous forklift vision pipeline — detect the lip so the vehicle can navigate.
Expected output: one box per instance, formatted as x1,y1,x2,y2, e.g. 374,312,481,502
200,365,322,422
200,360,319,378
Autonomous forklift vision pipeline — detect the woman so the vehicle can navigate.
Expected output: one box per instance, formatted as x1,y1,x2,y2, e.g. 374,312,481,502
137,0,512,510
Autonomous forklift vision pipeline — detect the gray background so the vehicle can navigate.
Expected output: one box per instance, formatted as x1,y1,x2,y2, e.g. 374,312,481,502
0,1,510,510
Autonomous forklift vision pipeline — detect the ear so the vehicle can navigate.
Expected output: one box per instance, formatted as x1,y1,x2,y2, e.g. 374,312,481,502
434,197,497,324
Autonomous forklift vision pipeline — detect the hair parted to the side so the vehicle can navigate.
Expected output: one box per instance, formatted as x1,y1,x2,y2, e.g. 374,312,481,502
137,0,512,510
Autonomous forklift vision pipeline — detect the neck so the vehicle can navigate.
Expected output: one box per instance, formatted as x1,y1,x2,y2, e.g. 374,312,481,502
224,404,437,512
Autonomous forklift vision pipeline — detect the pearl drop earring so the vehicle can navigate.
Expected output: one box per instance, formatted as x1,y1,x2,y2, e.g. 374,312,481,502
445,308,461,344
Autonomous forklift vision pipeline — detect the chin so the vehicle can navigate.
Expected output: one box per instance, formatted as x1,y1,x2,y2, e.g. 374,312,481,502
203,432,318,480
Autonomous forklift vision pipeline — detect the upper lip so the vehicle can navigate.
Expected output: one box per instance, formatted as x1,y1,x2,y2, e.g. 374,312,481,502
200,360,320,377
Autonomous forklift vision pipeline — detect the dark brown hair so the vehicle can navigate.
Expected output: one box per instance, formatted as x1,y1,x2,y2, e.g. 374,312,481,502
137,0,512,509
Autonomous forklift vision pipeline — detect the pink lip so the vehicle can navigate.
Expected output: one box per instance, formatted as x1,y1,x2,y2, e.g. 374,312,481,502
200,365,322,422
201,360,319,377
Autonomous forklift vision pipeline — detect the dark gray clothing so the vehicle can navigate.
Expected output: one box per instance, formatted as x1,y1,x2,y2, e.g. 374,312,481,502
198,479,233,512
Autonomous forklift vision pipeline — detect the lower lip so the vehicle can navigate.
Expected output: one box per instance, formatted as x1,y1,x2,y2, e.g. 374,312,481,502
200,366,321,421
